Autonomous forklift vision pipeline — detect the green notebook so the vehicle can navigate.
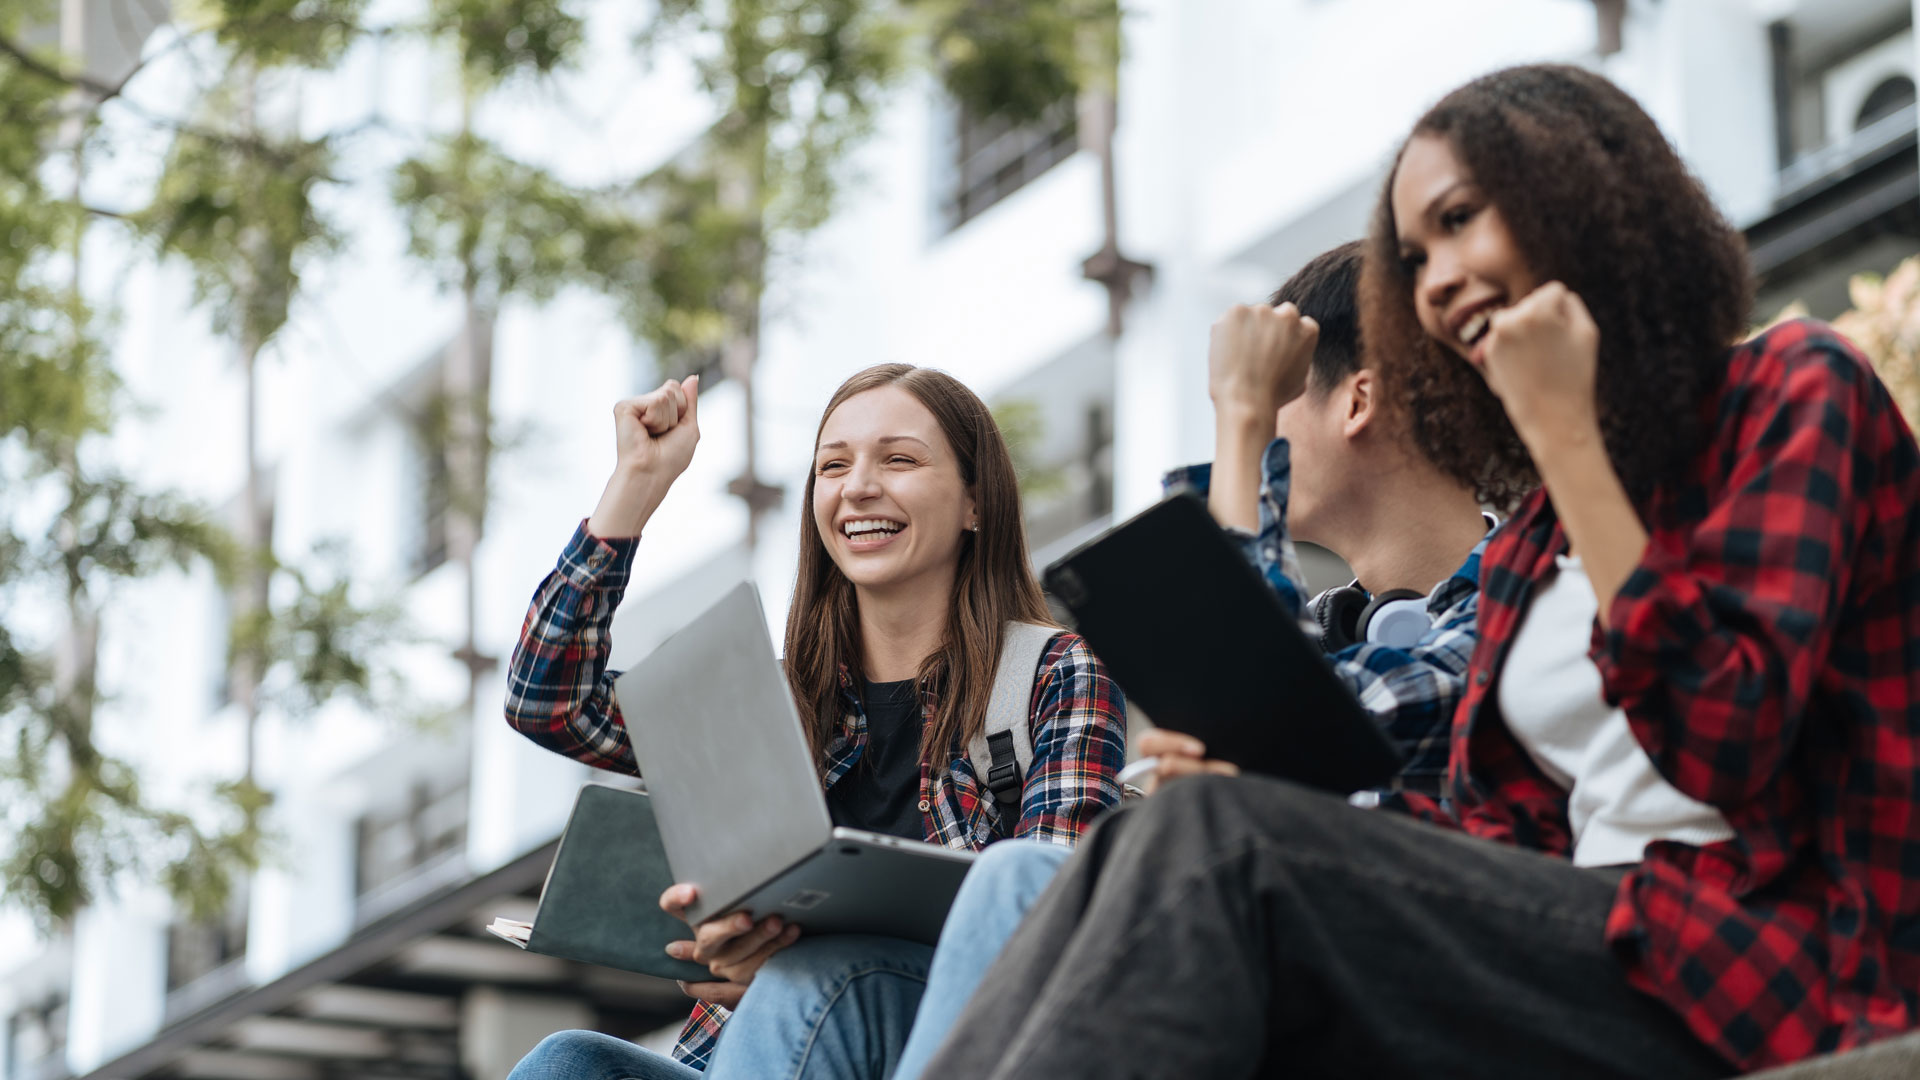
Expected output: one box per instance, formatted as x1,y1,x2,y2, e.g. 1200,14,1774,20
487,783,712,983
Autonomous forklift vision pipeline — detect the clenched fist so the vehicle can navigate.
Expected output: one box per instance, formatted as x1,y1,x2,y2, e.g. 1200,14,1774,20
612,376,702,480
1208,303,1320,422
1472,282,1601,449
587,375,702,539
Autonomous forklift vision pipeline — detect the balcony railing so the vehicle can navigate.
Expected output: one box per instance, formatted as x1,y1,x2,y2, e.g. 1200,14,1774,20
1776,101,1918,203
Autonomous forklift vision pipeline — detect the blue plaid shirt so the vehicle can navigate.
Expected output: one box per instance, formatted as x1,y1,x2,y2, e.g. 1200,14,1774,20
1163,438,1487,797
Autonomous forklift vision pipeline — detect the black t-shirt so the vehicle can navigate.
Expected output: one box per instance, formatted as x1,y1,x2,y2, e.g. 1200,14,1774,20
824,678,926,840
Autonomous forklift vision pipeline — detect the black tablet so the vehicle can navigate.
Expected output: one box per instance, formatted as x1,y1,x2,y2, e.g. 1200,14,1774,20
1044,495,1404,794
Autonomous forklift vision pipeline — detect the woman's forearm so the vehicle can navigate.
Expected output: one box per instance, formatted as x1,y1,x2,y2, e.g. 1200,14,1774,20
588,463,674,539
1527,422,1648,625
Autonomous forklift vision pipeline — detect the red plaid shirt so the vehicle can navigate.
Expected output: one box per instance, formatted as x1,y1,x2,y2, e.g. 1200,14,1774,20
1403,320,1920,1071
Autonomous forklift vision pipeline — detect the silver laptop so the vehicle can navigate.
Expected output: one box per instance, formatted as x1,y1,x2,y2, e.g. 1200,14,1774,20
615,581,978,947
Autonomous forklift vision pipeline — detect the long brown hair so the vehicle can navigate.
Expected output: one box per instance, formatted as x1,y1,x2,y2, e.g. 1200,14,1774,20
782,364,1055,769
1360,64,1752,510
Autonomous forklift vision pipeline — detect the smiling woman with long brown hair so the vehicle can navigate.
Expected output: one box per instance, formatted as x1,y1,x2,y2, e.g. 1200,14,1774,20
784,365,1062,783
912,64,1920,1080
500,364,1125,1078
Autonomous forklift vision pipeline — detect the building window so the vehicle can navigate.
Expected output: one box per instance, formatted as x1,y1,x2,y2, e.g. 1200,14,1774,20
393,345,459,581
935,96,1078,233
1772,17,1915,173
4,993,67,1080
1016,399,1113,553
166,896,249,993
993,336,1116,558
410,412,452,579
1857,75,1917,130
354,774,469,901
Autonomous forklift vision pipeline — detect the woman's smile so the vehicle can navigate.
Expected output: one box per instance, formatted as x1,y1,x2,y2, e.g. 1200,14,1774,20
838,516,909,553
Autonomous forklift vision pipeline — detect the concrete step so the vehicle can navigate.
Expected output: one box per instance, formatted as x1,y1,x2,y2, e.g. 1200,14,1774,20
1742,1032,1920,1079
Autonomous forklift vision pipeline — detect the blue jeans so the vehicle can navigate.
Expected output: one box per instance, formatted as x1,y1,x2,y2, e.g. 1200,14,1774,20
507,1029,699,1080
714,839,1071,1080
503,840,1070,1080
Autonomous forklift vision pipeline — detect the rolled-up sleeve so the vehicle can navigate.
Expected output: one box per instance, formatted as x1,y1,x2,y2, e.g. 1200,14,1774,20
502,521,642,774
1014,634,1128,844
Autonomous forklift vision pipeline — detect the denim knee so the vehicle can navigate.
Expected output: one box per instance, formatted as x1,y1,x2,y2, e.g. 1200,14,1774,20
516,1029,603,1070
752,933,932,989
965,839,1072,898
507,1029,664,1080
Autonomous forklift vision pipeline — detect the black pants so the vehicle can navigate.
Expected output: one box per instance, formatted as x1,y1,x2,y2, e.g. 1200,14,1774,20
919,774,1734,1079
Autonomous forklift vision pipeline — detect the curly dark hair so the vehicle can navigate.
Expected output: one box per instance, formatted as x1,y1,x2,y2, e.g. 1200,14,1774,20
1360,64,1753,510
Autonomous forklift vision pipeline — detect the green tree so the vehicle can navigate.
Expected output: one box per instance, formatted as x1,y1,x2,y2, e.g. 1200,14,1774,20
139,89,342,778
634,0,1120,539
0,0,1124,934
391,0,610,709
0,0,404,929
0,6,266,926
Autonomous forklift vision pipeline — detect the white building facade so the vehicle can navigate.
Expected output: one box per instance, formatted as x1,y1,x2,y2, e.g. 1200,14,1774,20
5,0,1918,1077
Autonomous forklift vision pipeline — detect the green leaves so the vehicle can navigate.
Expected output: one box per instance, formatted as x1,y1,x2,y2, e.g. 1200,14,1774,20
0,55,70,270
192,0,370,69
991,397,1068,502
225,541,414,717
427,0,585,84
918,0,1119,123
0,456,261,929
0,319,118,450
645,0,906,232
51,472,236,587
0,470,265,928
137,108,338,352
0,7,356,931
0,51,101,448
601,162,759,366
0,728,271,927
392,132,601,306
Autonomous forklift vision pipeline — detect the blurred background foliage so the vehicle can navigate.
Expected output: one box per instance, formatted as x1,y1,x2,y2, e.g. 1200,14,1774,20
1829,257,1920,429
1765,255,1920,430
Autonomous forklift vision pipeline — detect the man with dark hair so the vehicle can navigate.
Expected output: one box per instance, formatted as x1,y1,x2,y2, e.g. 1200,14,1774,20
1202,241,1490,674
629,241,1495,1080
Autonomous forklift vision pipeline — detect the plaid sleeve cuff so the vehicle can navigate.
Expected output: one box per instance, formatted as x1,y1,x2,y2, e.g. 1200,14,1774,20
1159,445,1309,618
557,519,639,591
672,1002,729,1069
1162,462,1213,498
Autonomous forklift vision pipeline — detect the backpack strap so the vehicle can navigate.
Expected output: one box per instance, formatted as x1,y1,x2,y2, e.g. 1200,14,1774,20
967,622,1059,837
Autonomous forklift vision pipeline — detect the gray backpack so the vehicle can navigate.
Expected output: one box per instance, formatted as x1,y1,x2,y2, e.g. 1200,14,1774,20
964,622,1059,835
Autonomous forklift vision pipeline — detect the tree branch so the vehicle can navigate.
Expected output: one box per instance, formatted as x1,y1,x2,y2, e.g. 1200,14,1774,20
0,34,122,102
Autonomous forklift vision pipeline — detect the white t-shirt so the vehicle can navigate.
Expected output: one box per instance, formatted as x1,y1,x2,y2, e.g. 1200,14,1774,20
1497,554,1734,867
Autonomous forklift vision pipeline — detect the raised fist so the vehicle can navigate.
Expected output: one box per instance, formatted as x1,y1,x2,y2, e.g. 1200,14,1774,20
1208,302,1321,419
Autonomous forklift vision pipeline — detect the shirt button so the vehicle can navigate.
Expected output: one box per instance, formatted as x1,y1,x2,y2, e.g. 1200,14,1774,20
918,800,931,812
1474,671,1489,686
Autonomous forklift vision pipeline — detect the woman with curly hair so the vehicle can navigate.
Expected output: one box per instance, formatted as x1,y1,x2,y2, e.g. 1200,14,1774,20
912,64,1920,1079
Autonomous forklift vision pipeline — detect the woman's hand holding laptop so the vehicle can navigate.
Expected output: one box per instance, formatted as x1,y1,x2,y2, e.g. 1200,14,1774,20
659,882,801,1008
